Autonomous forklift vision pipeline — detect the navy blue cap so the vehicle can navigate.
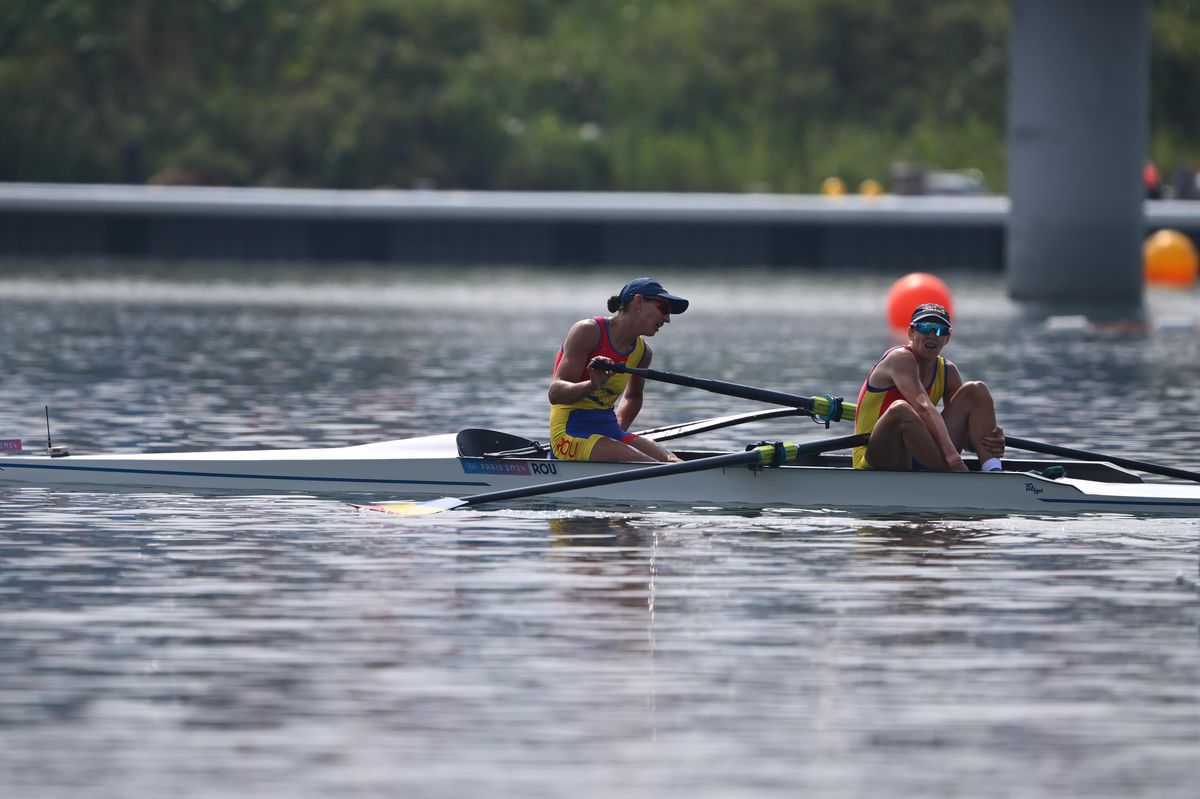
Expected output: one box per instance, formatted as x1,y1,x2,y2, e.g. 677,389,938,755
910,303,951,328
619,277,689,314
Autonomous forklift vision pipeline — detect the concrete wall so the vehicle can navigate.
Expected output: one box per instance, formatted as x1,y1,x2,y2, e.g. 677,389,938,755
1,183,1197,271
0,184,1007,271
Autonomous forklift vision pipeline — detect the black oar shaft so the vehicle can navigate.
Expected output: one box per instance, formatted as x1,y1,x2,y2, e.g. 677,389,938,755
460,449,765,507
613,364,856,422
637,407,809,442
613,364,815,410
458,432,869,509
1007,436,1200,483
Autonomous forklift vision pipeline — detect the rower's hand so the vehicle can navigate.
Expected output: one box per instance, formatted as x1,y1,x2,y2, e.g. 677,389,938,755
980,426,1005,458
587,357,616,387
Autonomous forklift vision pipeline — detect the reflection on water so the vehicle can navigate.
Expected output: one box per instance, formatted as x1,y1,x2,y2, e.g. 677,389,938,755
1,263,1199,799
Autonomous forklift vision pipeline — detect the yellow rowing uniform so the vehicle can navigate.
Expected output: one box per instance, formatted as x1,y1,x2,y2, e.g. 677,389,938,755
550,317,647,461
852,347,946,469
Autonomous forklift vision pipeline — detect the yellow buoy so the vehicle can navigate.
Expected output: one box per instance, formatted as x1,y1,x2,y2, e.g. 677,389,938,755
820,177,846,196
859,179,883,197
1143,229,1198,288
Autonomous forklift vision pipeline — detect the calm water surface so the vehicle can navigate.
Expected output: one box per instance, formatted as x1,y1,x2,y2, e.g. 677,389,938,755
1,262,1198,798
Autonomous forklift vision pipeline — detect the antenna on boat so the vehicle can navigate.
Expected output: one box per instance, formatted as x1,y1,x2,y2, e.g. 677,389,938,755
45,405,69,458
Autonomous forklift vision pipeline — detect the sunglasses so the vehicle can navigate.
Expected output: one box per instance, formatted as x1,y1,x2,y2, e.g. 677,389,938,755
644,297,671,315
912,321,951,337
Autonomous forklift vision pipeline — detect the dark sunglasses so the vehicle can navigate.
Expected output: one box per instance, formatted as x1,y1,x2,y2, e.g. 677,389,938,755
644,297,671,315
912,321,951,337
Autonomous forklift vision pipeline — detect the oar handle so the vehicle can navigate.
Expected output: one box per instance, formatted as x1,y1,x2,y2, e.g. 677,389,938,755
612,364,857,422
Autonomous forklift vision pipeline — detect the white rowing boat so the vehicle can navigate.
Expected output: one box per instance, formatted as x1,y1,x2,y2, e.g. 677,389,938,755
2,427,1199,516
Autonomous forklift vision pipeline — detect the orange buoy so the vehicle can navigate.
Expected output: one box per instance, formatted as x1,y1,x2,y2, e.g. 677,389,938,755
1143,229,1198,288
886,273,954,330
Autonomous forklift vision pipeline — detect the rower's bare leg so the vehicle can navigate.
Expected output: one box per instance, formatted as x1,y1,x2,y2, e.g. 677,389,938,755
627,435,682,463
587,436,662,463
942,381,1000,459
864,402,945,470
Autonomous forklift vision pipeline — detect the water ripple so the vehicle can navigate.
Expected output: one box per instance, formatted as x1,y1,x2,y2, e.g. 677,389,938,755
1,266,1199,798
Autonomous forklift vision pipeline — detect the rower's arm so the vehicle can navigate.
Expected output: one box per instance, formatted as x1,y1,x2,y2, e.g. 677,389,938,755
548,320,608,406
943,360,964,400
884,350,966,470
615,346,651,430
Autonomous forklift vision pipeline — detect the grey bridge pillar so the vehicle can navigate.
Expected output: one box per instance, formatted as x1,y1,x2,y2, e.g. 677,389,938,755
1007,0,1150,312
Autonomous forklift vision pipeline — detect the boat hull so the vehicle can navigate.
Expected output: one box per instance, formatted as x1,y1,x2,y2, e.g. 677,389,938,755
2,433,1199,516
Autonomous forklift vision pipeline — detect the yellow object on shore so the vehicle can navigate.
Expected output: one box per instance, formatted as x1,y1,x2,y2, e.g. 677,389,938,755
820,177,846,196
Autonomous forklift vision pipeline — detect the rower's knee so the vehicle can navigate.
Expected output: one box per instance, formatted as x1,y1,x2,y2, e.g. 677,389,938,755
880,401,922,430
955,380,993,406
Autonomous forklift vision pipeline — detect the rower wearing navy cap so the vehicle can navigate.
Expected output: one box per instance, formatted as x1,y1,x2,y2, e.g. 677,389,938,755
549,277,688,462
852,302,1005,472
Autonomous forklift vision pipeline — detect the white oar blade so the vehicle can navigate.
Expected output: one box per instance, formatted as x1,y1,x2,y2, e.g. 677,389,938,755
354,496,467,516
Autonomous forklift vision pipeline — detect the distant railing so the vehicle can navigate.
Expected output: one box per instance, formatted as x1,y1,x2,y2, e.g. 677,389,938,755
0,183,1195,270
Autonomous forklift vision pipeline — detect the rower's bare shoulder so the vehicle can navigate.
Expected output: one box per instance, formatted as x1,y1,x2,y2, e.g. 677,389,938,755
876,346,916,375
563,318,602,347
567,317,602,335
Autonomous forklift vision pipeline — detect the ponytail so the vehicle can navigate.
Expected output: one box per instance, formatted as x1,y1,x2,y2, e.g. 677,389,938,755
606,295,622,312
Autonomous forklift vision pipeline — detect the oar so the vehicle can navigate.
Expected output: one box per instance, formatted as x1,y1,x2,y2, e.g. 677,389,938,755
1006,436,1200,484
637,407,814,442
482,408,815,458
612,364,857,423
358,433,869,516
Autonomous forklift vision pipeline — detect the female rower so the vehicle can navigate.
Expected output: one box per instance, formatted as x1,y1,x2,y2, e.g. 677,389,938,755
853,302,1005,472
549,277,688,462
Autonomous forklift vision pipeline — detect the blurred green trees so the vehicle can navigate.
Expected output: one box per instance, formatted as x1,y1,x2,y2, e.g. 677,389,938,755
0,0,1192,192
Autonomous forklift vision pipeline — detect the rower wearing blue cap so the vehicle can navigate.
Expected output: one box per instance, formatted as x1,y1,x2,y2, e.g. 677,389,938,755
549,277,688,462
